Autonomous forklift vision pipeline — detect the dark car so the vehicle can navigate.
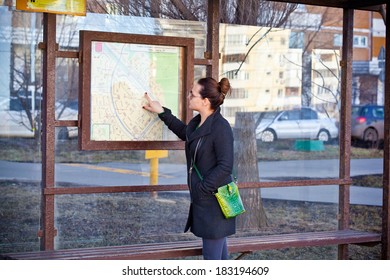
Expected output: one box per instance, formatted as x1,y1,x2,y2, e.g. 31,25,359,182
351,105,384,147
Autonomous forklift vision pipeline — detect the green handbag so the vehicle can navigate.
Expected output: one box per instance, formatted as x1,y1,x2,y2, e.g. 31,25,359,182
214,181,246,219
192,163,245,219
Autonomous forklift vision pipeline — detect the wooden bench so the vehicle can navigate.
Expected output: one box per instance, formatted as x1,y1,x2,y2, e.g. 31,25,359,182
5,230,381,260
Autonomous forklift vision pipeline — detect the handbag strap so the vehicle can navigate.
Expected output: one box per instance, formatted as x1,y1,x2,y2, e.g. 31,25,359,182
190,138,203,180
193,163,203,180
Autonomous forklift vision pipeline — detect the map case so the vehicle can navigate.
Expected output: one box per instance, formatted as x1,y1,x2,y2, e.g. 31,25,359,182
79,31,194,150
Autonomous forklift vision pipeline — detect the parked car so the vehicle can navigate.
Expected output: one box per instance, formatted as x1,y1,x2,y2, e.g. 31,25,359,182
255,107,339,143
351,104,384,147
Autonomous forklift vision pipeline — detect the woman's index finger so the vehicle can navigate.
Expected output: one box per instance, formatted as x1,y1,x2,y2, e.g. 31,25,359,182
144,92,152,102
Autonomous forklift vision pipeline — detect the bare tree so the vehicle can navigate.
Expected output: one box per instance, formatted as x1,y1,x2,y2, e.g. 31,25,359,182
282,49,341,114
9,13,43,140
89,0,297,25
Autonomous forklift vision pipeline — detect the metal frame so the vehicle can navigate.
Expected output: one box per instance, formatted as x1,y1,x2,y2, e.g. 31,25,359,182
382,3,390,260
39,0,389,259
338,7,354,260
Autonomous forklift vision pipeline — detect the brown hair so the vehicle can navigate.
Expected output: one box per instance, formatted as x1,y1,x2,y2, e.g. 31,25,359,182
197,77,231,110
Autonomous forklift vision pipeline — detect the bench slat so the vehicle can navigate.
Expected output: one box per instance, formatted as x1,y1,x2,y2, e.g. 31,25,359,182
6,230,381,260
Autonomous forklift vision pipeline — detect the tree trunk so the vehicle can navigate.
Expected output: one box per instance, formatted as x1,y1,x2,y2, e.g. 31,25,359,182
301,50,312,107
234,112,268,231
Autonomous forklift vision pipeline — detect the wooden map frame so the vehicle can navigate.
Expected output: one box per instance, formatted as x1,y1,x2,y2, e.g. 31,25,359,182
79,31,194,150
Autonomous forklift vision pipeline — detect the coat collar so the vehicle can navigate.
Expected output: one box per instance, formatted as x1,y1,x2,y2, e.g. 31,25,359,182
187,107,222,143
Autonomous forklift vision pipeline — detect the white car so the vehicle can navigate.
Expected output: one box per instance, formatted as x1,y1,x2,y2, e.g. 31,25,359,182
255,108,339,143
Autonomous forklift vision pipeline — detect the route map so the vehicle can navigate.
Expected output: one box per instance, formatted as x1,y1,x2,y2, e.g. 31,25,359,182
90,41,181,141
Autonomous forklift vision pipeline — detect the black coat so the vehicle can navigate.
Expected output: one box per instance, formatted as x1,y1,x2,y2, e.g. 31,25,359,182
159,107,236,239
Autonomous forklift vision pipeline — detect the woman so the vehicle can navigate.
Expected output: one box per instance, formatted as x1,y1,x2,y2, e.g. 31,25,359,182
143,77,235,260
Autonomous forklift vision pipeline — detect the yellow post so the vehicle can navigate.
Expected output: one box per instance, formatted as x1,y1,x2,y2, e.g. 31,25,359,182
145,150,168,199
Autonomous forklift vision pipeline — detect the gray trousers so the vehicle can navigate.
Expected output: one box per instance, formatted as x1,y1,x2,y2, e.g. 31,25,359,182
202,237,228,260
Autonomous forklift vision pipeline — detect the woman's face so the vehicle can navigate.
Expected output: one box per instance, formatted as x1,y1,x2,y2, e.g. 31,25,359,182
188,82,203,111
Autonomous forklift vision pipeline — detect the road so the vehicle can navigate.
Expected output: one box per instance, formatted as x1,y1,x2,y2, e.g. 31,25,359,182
0,158,384,206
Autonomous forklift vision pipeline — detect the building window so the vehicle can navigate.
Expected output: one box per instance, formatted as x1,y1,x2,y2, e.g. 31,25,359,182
230,88,248,99
223,107,246,118
226,70,249,80
320,53,333,62
222,53,246,64
289,32,304,49
226,71,237,80
334,34,368,48
353,35,368,48
314,69,336,78
333,34,342,47
227,34,248,46
286,87,299,97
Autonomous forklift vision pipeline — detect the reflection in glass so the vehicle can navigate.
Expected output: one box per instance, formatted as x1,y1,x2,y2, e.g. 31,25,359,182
55,58,79,121
56,14,207,58
0,10,43,254
219,23,341,181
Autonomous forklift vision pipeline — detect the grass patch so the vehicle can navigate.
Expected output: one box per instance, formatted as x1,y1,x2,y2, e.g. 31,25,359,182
352,174,383,188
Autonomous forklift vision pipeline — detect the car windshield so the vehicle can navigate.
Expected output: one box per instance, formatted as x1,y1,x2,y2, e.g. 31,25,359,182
262,112,279,119
372,107,384,119
280,110,300,120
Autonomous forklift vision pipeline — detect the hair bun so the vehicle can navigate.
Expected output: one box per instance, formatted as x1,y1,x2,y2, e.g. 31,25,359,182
219,78,231,97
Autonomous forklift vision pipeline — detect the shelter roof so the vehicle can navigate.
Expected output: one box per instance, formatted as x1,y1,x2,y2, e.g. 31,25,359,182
271,0,386,12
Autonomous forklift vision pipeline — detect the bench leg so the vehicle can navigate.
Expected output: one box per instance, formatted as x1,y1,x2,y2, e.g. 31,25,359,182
234,251,252,260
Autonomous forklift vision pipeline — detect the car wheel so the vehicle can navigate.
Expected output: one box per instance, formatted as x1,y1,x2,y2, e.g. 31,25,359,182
261,129,276,142
317,129,330,143
363,128,378,148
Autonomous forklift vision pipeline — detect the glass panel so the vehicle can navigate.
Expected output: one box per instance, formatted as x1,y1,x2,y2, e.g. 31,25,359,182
55,57,78,120
0,180,41,254
220,13,341,182
194,65,207,81
235,186,339,236
54,130,186,186
55,192,192,249
0,9,42,254
56,15,207,59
